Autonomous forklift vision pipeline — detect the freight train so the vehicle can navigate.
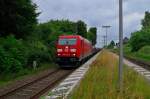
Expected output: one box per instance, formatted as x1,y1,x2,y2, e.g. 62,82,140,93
56,35,98,67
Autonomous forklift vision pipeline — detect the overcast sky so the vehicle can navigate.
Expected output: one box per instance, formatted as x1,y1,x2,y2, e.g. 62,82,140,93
33,0,150,47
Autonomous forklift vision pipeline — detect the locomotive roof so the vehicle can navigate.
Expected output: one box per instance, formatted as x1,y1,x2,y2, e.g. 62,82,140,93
59,35,82,39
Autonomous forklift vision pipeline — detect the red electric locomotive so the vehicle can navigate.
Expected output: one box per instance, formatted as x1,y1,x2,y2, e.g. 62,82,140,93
56,35,93,67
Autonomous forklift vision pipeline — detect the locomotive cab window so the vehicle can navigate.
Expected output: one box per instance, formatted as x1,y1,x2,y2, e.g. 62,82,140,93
58,38,77,45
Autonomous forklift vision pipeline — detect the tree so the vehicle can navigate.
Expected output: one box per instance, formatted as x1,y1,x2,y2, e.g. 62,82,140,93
76,20,87,38
87,27,97,45
0,0,38,38
129,11,150,51
107,40,115,49
123,37,129,44
33,20,77,44
142,11,150,29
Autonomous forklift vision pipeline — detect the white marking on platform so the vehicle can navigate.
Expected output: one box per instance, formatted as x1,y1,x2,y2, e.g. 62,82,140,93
69,74,84,78
145,74,150,76
64,78,80,82
60,81,77,86
124,58,150,81
134,68,144,70
58,83,73,88
143,72,150,74
54,87,68,91
44,52,100,99
138,69,146,71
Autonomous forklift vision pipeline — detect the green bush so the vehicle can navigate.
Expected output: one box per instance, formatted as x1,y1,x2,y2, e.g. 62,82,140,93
138,46,150,54
130,29,150,51
0,36,28,74
0,36,53,74
26,40,53,67
27,49,51,66
107,40,115,49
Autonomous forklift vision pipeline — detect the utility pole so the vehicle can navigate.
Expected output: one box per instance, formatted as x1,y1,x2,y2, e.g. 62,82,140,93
102,25,111,46
118,0,123,92
102,35,106,47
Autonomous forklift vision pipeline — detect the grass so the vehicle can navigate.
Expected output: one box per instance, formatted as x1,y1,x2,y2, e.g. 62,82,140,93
70,50,150,99
0,63,58,87
124,45,150,63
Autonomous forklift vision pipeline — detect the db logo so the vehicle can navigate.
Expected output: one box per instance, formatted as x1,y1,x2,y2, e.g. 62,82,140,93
65,48,68,52
65,46,69,52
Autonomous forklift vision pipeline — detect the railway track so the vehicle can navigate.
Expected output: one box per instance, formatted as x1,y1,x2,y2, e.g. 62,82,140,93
0,69,73,99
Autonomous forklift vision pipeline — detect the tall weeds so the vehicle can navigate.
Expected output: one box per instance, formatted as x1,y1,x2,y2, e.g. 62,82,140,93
71,50,150,99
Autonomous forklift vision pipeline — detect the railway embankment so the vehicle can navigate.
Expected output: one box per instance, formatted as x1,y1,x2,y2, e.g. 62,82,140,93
70,50,150,99
0,63,58,87
112,45,150,69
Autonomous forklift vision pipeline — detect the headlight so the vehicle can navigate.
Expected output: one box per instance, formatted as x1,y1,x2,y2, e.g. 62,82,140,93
70,49,76,52
57,49,63,52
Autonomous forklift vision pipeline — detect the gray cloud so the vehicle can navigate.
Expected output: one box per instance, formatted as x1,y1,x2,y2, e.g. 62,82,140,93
33,0,150,47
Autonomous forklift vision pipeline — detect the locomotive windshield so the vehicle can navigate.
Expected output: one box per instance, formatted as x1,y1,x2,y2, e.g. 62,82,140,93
58,38,77,45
